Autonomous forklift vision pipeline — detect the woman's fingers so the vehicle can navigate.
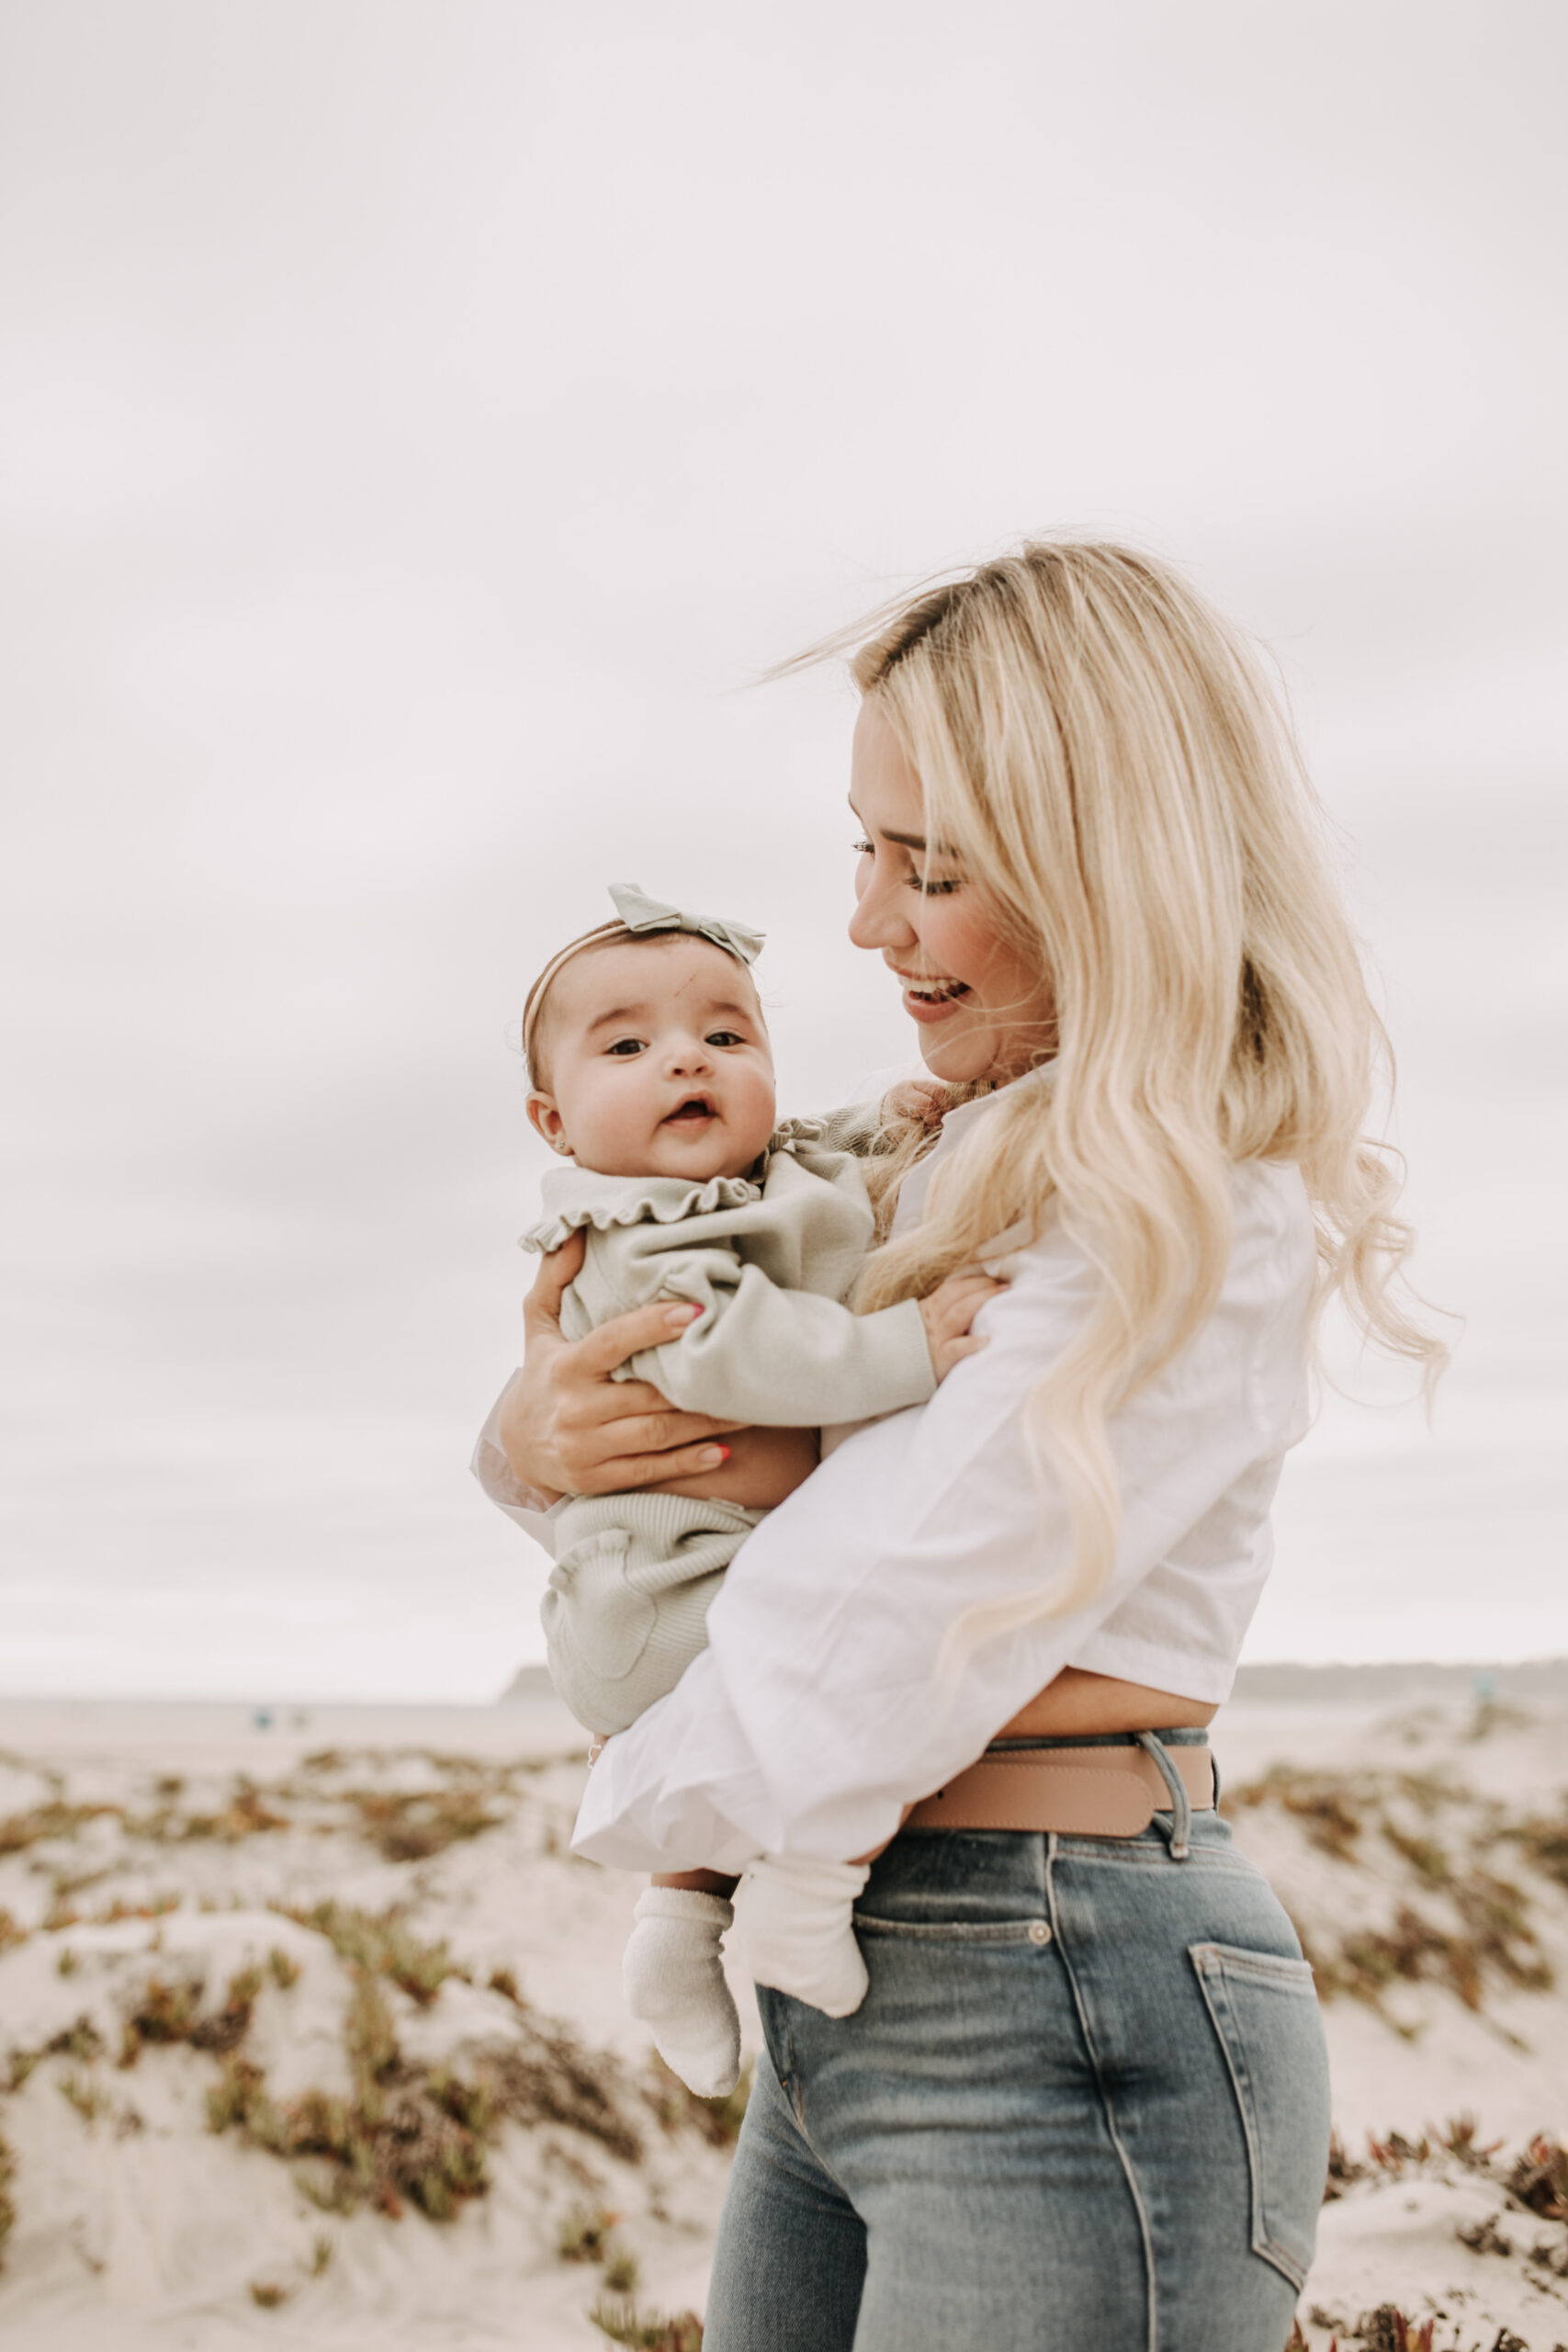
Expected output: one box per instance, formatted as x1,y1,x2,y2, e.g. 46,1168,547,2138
523,1230,587,1337
572,1296,704,1377
590,1406,748,1453
510,1268,743,1494
590,1441,737,1491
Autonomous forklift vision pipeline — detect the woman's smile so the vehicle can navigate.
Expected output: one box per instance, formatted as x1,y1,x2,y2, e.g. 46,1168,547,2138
892,968,973,1022
847,698,1055,1083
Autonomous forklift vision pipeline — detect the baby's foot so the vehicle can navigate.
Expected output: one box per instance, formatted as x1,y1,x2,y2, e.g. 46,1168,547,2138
622,1887,741,2098
732,1856,871,2018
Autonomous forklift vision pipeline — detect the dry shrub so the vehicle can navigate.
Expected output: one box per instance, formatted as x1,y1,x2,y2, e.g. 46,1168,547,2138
276,1901,458,2006
6,2017,105,2091
205,1949,648,2217
0,2130,14,2269
147,1784,289,1842
1348,2312,1435,2352
1508,2132,1568,2219
1303,1883,1548,2015
589,2301,704,2349
208,2031,492,2222
1507,1806,1568,1890
118,1966,263,2065
345,1785,505,1862
648,2055,751,2150
483,2029,645,2164
1228,1765,1562,2021
0,1801,118,1857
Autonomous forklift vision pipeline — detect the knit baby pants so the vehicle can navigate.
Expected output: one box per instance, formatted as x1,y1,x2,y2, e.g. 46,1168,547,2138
540,1491,766,1735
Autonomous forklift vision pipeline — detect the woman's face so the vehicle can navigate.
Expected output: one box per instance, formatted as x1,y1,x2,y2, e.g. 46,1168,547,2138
847,699,1056,1086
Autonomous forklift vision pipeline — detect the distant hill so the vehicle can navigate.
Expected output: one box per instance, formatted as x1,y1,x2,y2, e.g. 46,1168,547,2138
498,1665,558,1705
1230,1657,1568,1705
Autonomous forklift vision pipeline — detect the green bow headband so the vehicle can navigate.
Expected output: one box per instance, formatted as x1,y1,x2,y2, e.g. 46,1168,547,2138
606,881,764,966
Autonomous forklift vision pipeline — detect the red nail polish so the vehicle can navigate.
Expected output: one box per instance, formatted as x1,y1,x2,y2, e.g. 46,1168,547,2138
714,1444,731,1463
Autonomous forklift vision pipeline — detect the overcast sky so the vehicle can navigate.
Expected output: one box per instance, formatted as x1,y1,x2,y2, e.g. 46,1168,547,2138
2,1,1564,1700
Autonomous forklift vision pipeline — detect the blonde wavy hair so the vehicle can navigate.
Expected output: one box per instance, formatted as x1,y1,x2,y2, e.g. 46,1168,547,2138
798,539,1448,1644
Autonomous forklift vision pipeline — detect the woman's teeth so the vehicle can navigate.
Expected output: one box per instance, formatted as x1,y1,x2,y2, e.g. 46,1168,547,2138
906,980,969,1003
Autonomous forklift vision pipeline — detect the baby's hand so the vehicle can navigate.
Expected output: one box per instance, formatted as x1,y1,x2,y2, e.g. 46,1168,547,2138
882,1076,952,1130
918,1267,1009,1381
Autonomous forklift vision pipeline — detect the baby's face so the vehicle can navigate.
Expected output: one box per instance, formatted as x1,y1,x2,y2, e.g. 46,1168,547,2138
527,937,777,1181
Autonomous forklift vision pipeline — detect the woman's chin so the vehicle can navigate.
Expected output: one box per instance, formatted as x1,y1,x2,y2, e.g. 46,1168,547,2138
916,1033,994,1085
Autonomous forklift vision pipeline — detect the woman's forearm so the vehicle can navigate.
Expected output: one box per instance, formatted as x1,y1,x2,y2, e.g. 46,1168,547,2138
645,1423,820,1510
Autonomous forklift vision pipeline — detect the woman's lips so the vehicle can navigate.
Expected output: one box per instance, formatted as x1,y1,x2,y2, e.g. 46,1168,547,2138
899,976,972,1024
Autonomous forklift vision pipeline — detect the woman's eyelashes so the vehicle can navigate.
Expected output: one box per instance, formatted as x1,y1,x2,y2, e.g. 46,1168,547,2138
852,835,961,897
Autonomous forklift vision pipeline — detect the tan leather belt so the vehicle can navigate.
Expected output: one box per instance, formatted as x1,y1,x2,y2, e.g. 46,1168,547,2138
904,1742,1215,1836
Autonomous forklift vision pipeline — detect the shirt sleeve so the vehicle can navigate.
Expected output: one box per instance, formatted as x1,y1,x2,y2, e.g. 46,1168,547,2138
469,1374,557,1546
571,1212,1296,1871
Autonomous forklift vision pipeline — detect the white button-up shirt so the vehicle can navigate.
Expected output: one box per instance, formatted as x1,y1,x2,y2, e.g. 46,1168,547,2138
475,1090,1316,1873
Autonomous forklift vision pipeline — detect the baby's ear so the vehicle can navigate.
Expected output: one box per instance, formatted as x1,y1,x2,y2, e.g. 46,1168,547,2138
526,1090,570,1154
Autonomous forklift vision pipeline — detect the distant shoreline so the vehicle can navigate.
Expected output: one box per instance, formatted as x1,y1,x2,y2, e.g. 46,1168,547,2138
499,1657,1568,1708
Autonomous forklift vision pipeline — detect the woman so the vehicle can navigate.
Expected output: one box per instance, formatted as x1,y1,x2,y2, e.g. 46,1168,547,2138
479,542,1445,2349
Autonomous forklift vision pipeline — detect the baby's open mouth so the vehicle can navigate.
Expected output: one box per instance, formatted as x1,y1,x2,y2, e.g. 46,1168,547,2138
663,1095,716,1125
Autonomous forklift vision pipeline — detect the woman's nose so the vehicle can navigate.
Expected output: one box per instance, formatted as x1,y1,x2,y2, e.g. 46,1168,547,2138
848,860,918,953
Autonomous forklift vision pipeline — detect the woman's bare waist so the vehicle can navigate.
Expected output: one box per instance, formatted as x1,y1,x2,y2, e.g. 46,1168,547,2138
996,1668,1216,1740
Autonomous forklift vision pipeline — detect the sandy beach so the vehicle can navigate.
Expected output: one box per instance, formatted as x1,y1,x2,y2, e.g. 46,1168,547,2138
1,1682,1564,2351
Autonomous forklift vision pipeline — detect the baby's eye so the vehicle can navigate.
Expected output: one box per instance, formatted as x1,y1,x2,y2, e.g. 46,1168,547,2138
604,1037,646,1057
706,1029,745,1048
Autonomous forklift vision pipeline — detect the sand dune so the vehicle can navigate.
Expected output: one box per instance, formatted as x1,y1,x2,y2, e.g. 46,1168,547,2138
0,1693,1564,2349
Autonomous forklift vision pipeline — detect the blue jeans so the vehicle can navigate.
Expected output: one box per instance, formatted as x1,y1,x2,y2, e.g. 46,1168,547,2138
705,1738,1330,2352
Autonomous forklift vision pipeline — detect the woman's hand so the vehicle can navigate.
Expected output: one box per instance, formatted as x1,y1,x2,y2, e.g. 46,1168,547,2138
498,1231,746,1502
918,1267,1009,1382
882,1075,952,1129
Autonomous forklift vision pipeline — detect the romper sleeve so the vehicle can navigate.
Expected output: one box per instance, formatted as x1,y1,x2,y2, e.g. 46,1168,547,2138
798,1099,888,1157
622,1245,935,1425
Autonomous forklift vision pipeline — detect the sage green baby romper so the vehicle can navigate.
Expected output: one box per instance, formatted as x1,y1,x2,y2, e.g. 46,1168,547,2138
524,1110,936,1734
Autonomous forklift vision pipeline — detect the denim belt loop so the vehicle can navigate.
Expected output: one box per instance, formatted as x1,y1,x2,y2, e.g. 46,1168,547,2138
1134,1729,1192,1859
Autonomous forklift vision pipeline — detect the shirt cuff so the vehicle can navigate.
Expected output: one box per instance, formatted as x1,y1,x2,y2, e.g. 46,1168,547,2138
470,1374,557,1547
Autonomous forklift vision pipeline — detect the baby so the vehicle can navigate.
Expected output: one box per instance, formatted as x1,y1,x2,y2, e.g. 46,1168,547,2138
519,884,996,2095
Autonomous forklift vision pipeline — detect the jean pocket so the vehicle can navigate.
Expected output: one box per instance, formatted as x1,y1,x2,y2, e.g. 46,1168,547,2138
852,1912,1046,1945
1190,1940,1330,2290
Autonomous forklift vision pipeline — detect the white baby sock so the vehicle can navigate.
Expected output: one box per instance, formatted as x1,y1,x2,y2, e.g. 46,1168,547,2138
732,1855,872,2018
622,1886,741,2099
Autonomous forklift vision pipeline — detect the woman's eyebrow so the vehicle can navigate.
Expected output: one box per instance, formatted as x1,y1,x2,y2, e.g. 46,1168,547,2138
846,796,928,853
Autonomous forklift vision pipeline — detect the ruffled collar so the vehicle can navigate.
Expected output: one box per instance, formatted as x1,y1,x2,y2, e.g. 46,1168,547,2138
520,1161,767,1255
